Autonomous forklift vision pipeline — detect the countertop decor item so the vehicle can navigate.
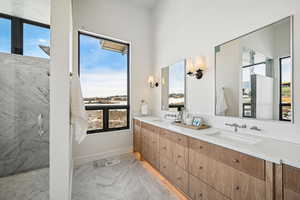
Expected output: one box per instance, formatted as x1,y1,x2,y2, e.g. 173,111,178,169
172,121,210,130
140,100,149,116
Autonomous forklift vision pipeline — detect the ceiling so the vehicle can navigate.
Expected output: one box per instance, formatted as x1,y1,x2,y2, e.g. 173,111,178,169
0,0,50,24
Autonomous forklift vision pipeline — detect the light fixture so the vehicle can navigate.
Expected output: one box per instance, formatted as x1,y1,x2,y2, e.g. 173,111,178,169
187,56,207,79
148,75,159,88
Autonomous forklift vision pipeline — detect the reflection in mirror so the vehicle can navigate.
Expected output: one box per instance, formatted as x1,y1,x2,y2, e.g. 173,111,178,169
215,17,293,122
161,60,186,111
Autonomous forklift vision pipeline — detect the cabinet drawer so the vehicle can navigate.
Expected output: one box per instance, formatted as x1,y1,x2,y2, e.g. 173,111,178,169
283,164,300,194
160,156,171,180
189,174,230,200
141,122,156,132
189,148,208,182
172,164,189,194
173,144,188,170
189,137,211,155
189,137,265,180
216,145,265,180
172,132,188,147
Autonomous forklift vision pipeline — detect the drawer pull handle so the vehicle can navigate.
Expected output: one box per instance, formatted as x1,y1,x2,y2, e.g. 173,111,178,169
162,147,167,150
235,186,240,190
199,166,203,170
198,193,203,197
199,146,203,149
163,166,166,169
233,159,240,163
177,177,182,180
177,155,182,158
178,138,182,141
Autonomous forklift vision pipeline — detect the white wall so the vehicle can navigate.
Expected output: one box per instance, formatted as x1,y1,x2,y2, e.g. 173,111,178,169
72,0,153,163
152,0,300,143
50,0,73,199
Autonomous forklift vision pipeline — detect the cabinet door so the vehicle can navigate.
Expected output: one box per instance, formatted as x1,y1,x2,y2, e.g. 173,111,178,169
173,133,188,170
159,129,174,161
189,148,208,182
149,128,159,169
283,164,300,200
172,164,189,194
133,120,141,152
231,167,266,200
189,174,229,200
160,156,171,180
189,174,208,200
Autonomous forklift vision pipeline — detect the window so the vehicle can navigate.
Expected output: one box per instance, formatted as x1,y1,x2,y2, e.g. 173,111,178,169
0,13,50,57
0,16,11,53
79,32,130,133
279,57,292,121
23,23,50,58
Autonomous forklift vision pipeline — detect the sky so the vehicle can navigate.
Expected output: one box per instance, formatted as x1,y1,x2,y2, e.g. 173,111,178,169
79,34,128,98
0,17,49,58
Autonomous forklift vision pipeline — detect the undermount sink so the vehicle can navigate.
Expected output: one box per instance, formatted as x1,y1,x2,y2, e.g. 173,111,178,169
150,119,164,122
211,131,261,145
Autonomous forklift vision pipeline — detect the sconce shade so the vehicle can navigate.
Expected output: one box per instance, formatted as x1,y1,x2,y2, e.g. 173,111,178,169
148,75,154,84
186,57,194,73
195,56,207,70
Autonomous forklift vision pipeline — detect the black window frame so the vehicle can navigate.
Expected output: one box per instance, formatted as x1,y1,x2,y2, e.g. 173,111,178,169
279,56,292,122
0,13,50,55
78,31,130,134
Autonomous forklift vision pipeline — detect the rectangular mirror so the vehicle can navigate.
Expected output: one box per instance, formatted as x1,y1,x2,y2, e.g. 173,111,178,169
161,60,186,111
215,16,293,122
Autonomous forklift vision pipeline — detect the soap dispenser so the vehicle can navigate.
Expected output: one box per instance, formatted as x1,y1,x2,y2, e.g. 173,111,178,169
140,100,149,116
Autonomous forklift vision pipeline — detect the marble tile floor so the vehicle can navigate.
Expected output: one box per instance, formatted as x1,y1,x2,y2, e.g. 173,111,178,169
0,153,183,200
0,168,49,200
72,153,182,200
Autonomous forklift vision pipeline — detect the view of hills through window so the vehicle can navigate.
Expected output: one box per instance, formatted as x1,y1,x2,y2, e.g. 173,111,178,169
79,33,129,131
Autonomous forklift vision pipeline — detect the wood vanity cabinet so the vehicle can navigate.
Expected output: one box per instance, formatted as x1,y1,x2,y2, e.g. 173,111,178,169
133,119,141,153
135,120,276,200
140,122,159,169
282,164,300,200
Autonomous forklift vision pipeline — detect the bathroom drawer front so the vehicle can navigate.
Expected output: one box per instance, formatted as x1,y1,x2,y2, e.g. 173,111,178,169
134,119,141,126
133,120,141,152
160,156,172,180
173,142,189,170
189,148,208,182
216,145,265,180
171,132,188,147
189,137,265,180
141,122,156,132
159,129,174,161
189,174,230,200
189,137,211,155
172,164,189,194
207,158,265,200
283,164,300,195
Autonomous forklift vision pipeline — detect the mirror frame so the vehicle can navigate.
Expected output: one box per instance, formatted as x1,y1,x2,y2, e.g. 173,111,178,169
161,59,187,111
214,16,294,123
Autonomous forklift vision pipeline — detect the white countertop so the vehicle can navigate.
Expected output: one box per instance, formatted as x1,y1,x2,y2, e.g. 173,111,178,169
134,116,300,169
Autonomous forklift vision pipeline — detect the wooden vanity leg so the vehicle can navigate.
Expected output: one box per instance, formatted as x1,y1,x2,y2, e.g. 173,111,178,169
275,164,283,200
266,161,275,200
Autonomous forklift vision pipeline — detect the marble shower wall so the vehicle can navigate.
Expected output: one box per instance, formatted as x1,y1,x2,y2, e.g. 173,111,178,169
0,53,49,177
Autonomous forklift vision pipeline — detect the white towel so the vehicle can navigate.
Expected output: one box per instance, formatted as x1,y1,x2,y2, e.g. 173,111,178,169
71,74,88,144
216,87,228,116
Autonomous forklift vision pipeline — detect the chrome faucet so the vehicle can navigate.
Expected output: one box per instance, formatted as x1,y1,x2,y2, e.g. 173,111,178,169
225,123,247,132
250,126,261,131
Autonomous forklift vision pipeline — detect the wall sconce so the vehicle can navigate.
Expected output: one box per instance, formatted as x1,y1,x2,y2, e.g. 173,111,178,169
148,75,159,88
187,56,207,79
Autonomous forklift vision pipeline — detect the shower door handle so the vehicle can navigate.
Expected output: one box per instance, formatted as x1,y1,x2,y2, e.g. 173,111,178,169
38,114,45,136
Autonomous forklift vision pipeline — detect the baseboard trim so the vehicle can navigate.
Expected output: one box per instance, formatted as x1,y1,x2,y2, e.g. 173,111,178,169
73,146,133,166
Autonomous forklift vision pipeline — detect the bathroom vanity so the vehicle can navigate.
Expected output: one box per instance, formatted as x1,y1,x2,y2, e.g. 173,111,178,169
133,117,300,200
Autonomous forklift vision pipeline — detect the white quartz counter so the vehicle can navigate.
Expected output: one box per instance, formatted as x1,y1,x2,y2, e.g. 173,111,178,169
134,116,300,169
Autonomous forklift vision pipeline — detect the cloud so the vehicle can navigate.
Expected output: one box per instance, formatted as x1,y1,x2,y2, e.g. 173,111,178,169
80,68,127,98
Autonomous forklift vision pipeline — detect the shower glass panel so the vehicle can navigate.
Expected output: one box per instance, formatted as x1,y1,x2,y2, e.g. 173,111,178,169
0,53,49,177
